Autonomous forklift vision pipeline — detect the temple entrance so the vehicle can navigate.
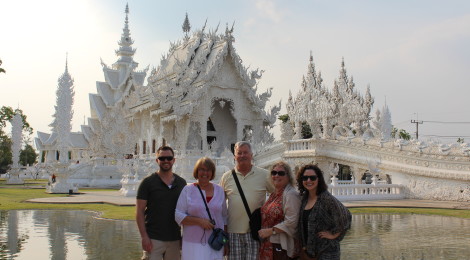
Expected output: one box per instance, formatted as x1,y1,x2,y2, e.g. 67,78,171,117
338,164,352,180
208,99,236,155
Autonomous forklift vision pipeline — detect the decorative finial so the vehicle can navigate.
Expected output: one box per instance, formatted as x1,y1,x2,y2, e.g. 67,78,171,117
202,18,208,33
65,52,68,72
125,3,129,29
230,21,235,33
182,12,191,38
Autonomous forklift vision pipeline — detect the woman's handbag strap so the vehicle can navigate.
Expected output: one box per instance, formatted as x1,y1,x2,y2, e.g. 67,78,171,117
196,184,214,222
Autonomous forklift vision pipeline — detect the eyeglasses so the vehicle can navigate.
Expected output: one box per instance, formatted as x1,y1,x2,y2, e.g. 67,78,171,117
301,175,318,181
271,170,286,176
157,156,174,161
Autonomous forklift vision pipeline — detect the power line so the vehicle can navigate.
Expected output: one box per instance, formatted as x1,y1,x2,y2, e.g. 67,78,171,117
422,120,470,124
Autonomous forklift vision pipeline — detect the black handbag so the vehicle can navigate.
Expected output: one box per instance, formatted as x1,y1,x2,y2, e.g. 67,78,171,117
231,169,262,241
196,184,229,250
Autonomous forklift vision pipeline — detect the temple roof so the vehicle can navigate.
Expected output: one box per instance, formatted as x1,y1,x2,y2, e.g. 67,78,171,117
144,24,272,120
35,131,88,149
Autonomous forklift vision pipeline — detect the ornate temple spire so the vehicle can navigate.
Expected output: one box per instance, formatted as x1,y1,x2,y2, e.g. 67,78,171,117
225,22,235,43
306,51,317,87
65,52,69,73
182,12,191,39
11,112,23,169
339,57,348,83
52,56,75,163
114,3,137,68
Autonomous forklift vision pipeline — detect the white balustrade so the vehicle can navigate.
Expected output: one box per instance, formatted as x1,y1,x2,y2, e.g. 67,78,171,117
329,184,404,201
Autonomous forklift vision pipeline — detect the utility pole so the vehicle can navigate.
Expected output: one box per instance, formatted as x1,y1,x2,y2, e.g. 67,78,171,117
411,119,423,139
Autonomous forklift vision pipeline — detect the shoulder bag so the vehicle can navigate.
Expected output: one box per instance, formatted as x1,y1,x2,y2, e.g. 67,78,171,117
196,184,229,251
231,169,262,241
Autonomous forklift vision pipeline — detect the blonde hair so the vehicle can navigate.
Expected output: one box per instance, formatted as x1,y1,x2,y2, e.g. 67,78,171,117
270,160,295,186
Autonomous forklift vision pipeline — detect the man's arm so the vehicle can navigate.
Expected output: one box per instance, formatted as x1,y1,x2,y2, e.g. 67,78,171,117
136,199,152,252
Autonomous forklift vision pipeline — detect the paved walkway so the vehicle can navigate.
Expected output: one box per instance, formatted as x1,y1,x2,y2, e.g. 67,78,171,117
26,190,470,210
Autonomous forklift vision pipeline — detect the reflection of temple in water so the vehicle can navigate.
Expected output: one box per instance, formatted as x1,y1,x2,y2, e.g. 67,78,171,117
0,210,142,259
342,214,470,259
1,210,469,259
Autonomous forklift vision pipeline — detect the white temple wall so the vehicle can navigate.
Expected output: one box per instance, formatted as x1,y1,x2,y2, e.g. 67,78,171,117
46,150,57,163
388,170,469,201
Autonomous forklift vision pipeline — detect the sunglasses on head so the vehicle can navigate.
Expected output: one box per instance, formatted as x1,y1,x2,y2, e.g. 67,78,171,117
157,156,174,161
301,175,318,181
271,170,286,176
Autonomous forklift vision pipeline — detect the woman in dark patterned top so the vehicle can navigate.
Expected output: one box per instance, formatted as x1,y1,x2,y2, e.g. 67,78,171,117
296,164,351,260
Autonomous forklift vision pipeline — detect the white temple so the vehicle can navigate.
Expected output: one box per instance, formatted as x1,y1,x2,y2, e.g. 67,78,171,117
34,5,280,187
33,4,469,201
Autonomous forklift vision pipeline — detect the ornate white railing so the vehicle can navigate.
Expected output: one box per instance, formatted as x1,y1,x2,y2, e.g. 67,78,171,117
329,184,405,201
338,180,355,185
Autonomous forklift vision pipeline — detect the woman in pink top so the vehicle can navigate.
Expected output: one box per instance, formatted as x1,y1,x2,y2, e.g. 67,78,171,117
175,157,228,260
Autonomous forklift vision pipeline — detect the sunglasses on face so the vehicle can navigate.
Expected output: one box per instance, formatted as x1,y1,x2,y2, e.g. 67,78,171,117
301,175,318,181
271,170,286,176
157,156,174,161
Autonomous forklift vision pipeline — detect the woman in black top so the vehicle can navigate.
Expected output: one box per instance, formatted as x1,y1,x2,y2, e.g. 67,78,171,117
296,164,351,260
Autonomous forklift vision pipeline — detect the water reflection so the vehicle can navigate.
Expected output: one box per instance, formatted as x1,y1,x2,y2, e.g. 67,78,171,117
1,211,469,259
0,210,142,260
342,214,470,259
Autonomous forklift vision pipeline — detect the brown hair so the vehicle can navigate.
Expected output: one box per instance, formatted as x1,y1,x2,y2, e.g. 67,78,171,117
156,146,175,157
296,164,328,196
192,157,216,180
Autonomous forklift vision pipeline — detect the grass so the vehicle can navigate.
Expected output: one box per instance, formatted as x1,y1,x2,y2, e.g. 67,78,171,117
1,182,469,221
0,187,136,220
0,178,48,186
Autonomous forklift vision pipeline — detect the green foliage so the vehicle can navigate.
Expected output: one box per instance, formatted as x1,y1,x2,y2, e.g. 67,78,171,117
277,114,313,139
301,122,313,139
0,136,12,173
391,127,411,140
0,106,33,135
0,58,5,73
20,144,38,166
457,138,465,143
278,114,289,123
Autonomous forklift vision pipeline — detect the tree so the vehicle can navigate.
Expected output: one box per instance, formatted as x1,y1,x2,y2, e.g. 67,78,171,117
0,135,12,173
20,144,38,166
391,127,411,140
457,138,464,143
0,59,5,74
0,106,33,135
278,114,313,139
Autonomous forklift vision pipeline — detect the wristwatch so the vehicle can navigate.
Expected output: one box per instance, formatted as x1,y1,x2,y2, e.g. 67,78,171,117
272,227,277,235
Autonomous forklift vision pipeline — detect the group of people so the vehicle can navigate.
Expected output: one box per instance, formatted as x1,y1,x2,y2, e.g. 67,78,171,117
136,141,351,260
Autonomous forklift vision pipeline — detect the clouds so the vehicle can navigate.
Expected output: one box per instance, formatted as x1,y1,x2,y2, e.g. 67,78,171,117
1,0,469,142
254,0,287,23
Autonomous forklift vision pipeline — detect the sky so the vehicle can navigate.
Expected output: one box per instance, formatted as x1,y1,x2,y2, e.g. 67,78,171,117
1,0,470,143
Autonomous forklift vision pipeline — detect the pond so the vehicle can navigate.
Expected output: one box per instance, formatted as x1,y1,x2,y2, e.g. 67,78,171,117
1,210,469,259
